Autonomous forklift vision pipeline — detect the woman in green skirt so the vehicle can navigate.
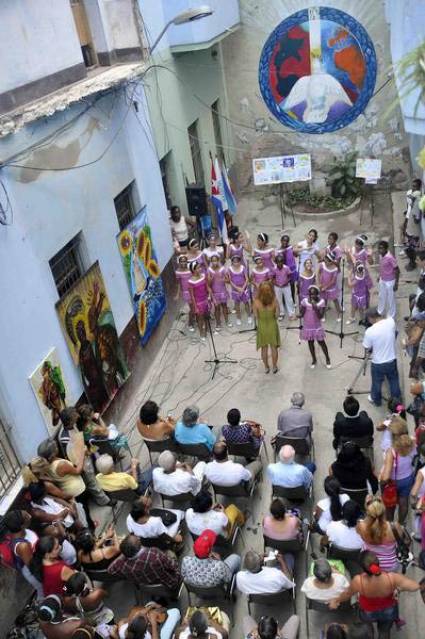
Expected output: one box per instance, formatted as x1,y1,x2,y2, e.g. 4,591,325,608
253,281,281,374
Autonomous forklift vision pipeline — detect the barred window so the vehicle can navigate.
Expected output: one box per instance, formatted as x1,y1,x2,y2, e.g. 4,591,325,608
49,233,84,298
114,182,136,230
188,120,205,187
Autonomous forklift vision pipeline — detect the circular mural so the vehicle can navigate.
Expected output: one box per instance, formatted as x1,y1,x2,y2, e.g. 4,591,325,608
258,6,377,134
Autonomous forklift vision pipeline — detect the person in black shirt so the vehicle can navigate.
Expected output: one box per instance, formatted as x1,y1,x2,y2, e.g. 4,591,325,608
333,396,374,451
330,442,378,494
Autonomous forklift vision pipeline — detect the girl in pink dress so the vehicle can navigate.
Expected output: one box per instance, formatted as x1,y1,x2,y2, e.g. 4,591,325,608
228,230,250,267
347,262,373,324
187,238,207,273
226,255,252,326
208,255,231,331
188,262,210,341
317,252,342,321
175,255,195,332
300,286,331,369
250,256,272,297
253,233,275,271
347,235,373,288
203,232,225,265
298,258,316,303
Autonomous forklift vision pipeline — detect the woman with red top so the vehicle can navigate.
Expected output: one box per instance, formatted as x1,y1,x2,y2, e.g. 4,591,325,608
329,551,423,639
30,535,75,597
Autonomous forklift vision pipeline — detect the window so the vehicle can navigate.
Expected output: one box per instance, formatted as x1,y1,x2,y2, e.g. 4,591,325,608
70,0,98,68
114,182,136,230
159,153,172,210
211,99,224,161
188,120,205,186
49,233,85,298
0,416,21,500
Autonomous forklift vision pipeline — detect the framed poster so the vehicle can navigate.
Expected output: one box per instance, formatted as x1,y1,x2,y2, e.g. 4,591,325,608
29,348,69,435
253,154,312,185
356,158,382,180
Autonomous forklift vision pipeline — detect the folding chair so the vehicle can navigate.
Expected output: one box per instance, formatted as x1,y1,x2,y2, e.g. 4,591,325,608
143,437,177,466
247,586,296,615
306,597,353,638
185,575,236,605
157,490,193,509
104,487,138,522
263,531,310,575
135,581,184,605
227,440,268,463
327,543,362,576
177,442,211,462
273,434,313,463
211,477,260,501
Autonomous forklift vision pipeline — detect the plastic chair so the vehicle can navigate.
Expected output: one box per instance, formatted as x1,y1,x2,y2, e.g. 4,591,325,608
247,586,296,615
185,575,236,605
227,440,268,463
177,442,212,462
143,437,178,466
273,434,313,462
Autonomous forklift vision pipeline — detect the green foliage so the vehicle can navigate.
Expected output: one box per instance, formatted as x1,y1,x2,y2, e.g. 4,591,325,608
328,152,361,199
287,187,356,211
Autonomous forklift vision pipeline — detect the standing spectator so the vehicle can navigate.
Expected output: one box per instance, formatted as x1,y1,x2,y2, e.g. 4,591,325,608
277,392,313,446
357,497,407,572
175,406,216,451
267,445,314,490
153,451,206,497
205,442,262,488
362,308,401,407
29,535,75,597
377,240,399,319
62,571,114,626
403,179,422,269
380,433,416,524
181,530,240,588
169,205,194,252
2,510,43,597
108,534,181,592
221,408,263,452
236,550,294,595
37,596,85,639
75,527,121,572
333,396,374,450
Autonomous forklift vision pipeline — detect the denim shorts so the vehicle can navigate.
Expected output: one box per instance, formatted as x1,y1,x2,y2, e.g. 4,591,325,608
360,603,399,624
396,474,415,497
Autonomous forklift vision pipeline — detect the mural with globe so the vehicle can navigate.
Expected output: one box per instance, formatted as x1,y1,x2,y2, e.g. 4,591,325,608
258,6,377,134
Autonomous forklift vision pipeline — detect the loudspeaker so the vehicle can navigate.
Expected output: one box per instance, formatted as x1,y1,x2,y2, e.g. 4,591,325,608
186,184,208,217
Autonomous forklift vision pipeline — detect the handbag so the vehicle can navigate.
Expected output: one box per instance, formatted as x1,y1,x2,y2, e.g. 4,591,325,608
150,508,177,526
390,522,412,565
382,451,398,508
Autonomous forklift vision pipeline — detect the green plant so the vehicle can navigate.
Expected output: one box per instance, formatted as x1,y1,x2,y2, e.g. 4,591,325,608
328,152,361,199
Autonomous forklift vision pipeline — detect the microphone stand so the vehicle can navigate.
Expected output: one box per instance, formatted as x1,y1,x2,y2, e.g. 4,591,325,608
286,254,303,342
324,258,358,348
204,315,237,380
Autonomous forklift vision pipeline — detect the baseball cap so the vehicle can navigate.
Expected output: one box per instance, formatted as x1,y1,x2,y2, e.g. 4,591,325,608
193,529,217,558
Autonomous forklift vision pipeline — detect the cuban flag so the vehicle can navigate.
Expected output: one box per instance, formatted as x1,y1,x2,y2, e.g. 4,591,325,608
221,162,237,216
211,156,228,243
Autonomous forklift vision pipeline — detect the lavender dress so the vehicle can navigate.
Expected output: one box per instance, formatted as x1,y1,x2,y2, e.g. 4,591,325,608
228,265,250,303
188,274,209,314
229,243,247,266
299,273,316,301
301,298,326,341
175,269,192,303
187,252,207,274
253,248,275,271
319,263,339,301
208,266,229,304
352,275,371,310
352,248,373,288
276,246,298,282
251,267,271,296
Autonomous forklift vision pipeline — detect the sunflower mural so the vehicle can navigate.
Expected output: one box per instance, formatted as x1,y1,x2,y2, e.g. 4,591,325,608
117,207,166,346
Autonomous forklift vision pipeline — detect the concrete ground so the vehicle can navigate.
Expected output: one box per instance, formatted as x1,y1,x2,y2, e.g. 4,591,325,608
102,188,425,638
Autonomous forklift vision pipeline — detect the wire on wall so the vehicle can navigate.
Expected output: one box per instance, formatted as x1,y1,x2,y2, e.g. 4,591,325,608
0,179,13,226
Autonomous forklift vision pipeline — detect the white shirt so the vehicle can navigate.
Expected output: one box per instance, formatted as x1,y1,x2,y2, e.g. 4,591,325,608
316,494,349,532
153,467,201,496
31,496,74,528
126,513,169,538
363,317,397,364
185,508,228,536
236,566,294,594
326,521,363,549
170,217,188,242
301,573,349,601
205,459,251,486
298,240,320,269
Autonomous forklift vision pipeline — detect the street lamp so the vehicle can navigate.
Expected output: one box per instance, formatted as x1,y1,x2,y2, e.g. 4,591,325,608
149,5,213,54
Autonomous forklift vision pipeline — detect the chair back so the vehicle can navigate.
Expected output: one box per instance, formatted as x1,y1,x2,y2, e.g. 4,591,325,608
89,438,117,458
105,488,137,503
227,441,260,459
274,435,310,458
263,535,303,554
327,544,361,563
272,484,308,502
159,491,193,507
185,581,228,603
307,597,352,612
212,482,249,498
339,435,373,449
137,581,183,601
340,487,369,509
143,438,177,454
84,569,123,585
177,443,211,461
248,587,295,614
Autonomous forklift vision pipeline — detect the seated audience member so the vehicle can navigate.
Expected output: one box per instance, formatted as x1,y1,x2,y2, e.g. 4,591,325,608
205,441,262,488
28,481,82,532
108,534,181,592
277,392,313,446
75,526,121,571
301,558,349,602
333,396,374,450
2,509,44,597
314,477,349,534
185,490,244,538
267,445,314,490
243,614,300,639
118,603,181,639
137,400,176,441
330,443,378,494
95,454,152,495
153,451,206,497
263,497,301,541
323,500,363,550
323,624,348,639
62,571,114,626
181,529,241,588
126,495,183,544
22,457,67,499
77,403,129,452
174,406,216,451
37,596,85,639
236,550,295,595
221,408,263,451
30,535,75,597
176,609,229,639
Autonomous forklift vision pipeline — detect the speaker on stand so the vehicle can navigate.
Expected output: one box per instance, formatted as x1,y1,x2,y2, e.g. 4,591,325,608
185,184,211,249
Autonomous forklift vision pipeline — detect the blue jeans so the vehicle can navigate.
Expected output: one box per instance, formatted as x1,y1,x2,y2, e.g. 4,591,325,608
371,359,401,406
360,604,398,639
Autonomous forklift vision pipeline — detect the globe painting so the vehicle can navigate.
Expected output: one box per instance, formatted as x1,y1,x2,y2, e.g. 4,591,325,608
258,6,377,134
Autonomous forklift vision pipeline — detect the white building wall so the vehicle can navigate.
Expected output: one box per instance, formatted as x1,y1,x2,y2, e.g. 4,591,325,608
0,86,171,462
162,0,240,48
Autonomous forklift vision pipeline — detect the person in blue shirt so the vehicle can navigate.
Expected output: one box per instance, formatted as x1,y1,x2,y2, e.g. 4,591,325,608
175,406,216,451
267,445,315,490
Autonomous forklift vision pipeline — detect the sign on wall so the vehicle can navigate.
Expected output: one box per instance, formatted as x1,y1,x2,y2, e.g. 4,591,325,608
117,207,166,346
56,262,130,412
355,158,382,182
253,154,312,185
258,6,377,134
29,348,69,435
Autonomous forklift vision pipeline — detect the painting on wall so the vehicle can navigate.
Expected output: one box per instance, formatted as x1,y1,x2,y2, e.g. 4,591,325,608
258,6,377,134
29,348,69,435
117,207,166,346
56,262,130,412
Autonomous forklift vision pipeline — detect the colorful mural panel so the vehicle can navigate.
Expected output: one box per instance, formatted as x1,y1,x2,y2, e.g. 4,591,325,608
117,207,166,346
56,262,130,412
258,6,377,133
29,348,69,435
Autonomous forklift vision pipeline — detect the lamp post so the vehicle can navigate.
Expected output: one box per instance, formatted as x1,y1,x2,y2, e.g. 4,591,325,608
149,5,213,54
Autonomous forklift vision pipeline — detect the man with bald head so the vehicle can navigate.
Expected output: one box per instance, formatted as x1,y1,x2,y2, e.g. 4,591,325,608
267,445,314,490
204,441,262,489
152,450,206,497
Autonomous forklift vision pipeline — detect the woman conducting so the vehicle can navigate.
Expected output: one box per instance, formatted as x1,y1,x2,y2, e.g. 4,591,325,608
253,281,280,374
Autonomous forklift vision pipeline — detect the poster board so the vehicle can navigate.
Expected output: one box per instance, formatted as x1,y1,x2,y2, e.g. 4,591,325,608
29,348,69,435
252,154,312,185
356,158,381,182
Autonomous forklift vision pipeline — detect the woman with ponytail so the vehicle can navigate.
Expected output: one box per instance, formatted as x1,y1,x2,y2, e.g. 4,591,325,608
30,535,75,597
329,551,423,638
314,476,349,534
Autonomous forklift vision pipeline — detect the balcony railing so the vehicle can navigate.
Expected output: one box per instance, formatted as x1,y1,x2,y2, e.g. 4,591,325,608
0,419,21,499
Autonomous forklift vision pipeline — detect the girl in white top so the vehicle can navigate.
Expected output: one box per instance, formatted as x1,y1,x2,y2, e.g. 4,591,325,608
314,476,349,533
186,490,229,537
295,229,321,270
126,496,183,541
324,500,363,550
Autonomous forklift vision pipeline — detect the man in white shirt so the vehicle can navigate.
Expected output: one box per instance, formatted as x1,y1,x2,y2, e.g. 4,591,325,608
153,451,206,496
236,550,295,595
362,307,401,407
204,442,262,489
